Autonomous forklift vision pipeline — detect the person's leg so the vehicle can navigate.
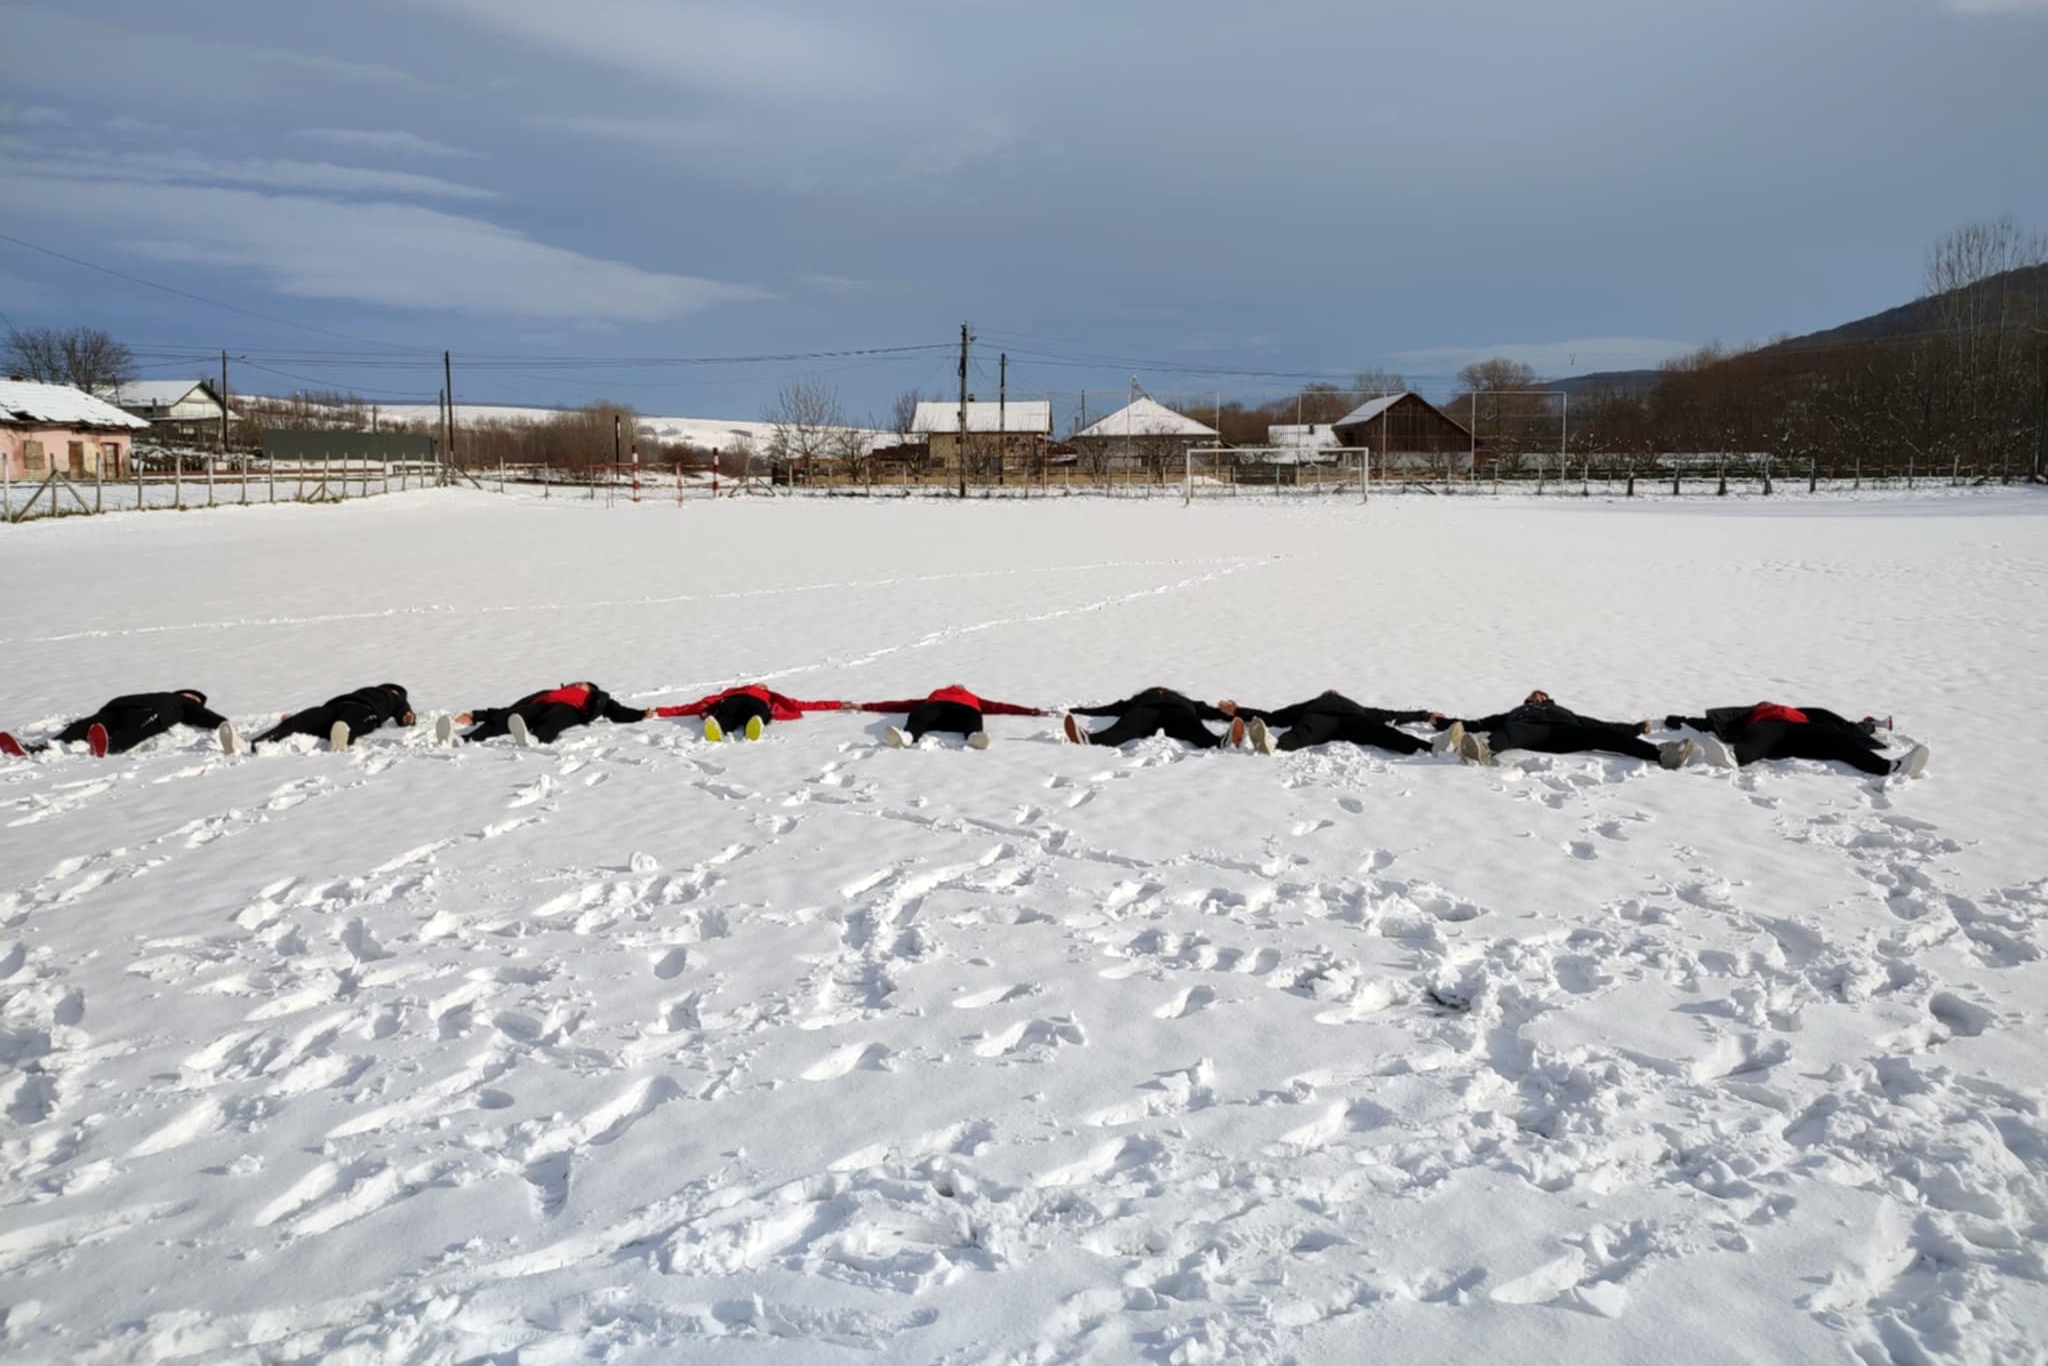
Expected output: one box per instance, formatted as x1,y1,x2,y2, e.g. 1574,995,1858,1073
255,705,334,747
711,695,774,734
98,712,175,755
907,700,982,740
1158,708,1224,750
1083,703,1167,747
1771,724,1895,776
1276,713,1344,752
463,707,512,743
1729,720,1791,767
1494,720,1658,762
524,702,586,744
1330,715,1429,755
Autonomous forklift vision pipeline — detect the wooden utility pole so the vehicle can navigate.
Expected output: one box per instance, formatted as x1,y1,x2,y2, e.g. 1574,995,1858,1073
997,352,1007,486
443,350,455,482
957,323,970,498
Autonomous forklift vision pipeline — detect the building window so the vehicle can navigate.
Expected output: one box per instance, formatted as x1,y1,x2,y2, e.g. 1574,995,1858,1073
24,439,45,474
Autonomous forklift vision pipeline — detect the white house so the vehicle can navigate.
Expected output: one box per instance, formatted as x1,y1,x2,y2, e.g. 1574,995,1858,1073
1071,396,1218,472
106,379,238,438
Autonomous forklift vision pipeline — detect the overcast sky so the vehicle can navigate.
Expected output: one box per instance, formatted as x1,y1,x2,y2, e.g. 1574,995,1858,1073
2,0,2044,418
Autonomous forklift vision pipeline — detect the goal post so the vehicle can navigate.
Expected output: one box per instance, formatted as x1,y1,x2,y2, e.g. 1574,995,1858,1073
1183,445,1376,503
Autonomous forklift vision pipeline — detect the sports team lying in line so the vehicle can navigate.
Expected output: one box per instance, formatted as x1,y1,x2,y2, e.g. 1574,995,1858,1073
0,682,1930,778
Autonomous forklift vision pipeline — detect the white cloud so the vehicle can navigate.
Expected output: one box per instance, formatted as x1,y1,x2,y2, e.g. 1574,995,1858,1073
406,0,888,98
294,129,474,158
9,174,765,322
5,146,494,200
535,116,729,150
1390,337,1694,377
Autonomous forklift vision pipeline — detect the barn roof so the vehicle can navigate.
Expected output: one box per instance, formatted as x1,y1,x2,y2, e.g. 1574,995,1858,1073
911,400,1052,435
105,379,238,419
1074,396,1217,440
1333,393,1405,427
0,379,150,430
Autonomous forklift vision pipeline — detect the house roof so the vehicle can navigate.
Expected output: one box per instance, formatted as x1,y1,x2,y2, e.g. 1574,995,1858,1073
106,379,237,419
911,400,1052,435
1073,396,1217,440
0,379,151,430
1332,393,1406,427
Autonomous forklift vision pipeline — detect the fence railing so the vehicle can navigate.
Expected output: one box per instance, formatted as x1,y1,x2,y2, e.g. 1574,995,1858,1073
2,452,450,523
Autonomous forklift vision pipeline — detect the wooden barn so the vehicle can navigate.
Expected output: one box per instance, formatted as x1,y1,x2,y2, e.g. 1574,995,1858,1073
1,379,149,482
1331,392,1474,472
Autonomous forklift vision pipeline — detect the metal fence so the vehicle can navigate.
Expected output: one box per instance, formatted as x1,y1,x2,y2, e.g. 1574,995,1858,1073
3,448,449,523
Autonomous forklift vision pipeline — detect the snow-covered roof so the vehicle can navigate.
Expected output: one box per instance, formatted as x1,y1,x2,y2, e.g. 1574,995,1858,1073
911,400,1052,435
0,379,150,430
1073,397,1217,440
1267,423,1340,449
1332,393,1406,428
109,380,209,407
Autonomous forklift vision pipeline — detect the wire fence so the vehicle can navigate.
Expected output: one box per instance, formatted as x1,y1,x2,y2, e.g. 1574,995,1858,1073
3,447,451,523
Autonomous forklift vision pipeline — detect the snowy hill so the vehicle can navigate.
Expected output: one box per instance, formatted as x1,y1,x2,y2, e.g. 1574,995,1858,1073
1,491,2042,1362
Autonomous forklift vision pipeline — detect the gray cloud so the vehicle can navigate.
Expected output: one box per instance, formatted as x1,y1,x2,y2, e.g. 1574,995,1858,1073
294,129,474,158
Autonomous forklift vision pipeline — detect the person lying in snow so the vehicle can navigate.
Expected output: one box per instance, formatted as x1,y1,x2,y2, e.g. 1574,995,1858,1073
1431,690,1692,768
1217,690,1439,757
238,683,415,752
1664,703,1929,778
858,685,1047,749
654,684,848,742
1062,686,1242,750
445,681,650,745
0,689,228,758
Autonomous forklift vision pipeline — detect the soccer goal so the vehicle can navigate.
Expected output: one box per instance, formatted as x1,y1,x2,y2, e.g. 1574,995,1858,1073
1181,445,1376,503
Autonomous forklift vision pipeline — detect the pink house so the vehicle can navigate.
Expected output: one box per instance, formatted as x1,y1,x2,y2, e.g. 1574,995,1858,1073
0,379,149,482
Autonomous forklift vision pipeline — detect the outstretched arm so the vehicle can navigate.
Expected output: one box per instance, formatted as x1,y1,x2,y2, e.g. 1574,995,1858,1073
653,698,709,719
1071,699,1128,717
182,698,230,730
857,698,924,715
599,697,651,724
977,700,1047,717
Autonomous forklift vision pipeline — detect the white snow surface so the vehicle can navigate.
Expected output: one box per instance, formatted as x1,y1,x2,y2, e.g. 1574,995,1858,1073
1,490,2044,1364
0,380,150,431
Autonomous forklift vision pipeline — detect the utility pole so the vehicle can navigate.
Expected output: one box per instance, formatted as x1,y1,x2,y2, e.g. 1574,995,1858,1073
957,323,971,499
997,352,1007,486
218,349,229,461
443,350,455,483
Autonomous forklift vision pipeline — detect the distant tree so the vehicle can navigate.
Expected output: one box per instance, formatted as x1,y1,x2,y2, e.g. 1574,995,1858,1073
889,388,925,438
764,376,859,486
1923,215,2048,479
1351,368,1407,398
5,326,135,392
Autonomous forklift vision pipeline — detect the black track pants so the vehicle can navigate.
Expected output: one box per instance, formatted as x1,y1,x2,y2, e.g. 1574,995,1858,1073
1082,704,1223,750
1277,712,1429,754
905,700,984,740
1732,720,1892,775
1488,719,1658,763
708,694,775,733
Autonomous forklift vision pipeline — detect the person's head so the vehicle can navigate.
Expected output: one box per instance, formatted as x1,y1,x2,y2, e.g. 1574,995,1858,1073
177,689,207,706
1321,689,1340,698
564,680,593,690
1525,690,1552,705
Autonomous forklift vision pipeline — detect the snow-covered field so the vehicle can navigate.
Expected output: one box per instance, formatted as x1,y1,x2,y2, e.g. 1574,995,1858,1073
1,490,2043,1364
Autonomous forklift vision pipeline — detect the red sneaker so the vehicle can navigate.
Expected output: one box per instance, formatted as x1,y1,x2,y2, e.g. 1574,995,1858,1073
0,732,25,758
87,723,110,758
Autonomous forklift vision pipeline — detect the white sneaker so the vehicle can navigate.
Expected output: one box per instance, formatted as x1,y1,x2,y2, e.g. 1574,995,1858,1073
218,720,246,756
1700,736,1736,769
1248,716,1277,756
967,730,991,750
883,725,909,748
1433,721,1465,756
509,714,533,747
1894,743,1930,779
1459,731,1494,767
1659,738,1695,770
329,720,351,752
434,714,457,745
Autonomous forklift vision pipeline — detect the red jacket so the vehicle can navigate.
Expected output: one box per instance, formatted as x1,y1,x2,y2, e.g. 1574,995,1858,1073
534,685,592,711
1742,703,1810,727
655,684,846,722
859,686,1044,716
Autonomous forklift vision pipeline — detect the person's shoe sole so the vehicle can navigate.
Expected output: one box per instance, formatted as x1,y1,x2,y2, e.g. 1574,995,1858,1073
1228,716,1247,747
1063,714,1087,745
1249,716,1276,755
703,717,724,743
329,720,351,752
435,715,456,745
509,714,533,747
1897,743,1930,779
1700,736,1736,769
1434,721,1465,756
883,725,908,748
1660,738,1695,770
968,730,991,750
87,723,110,758
1459,732,1492,766
218,721,244,756
744,716,764,742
